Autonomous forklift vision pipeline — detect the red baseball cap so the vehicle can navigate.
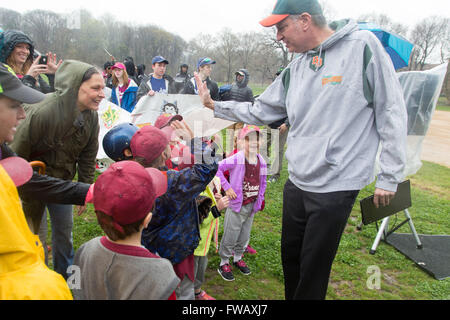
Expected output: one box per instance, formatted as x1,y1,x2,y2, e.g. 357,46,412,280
0,157,33,187
238,125,261,140
154,113,183,129
130,125,169,165
111,62,126,70
93,161,167,227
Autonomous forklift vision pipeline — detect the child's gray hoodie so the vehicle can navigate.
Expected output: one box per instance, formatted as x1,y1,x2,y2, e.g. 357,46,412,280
214,19,407,193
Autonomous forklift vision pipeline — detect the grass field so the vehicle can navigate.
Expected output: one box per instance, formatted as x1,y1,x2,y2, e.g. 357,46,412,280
48,84,450,300
199,160,450,300
436,97,450,111
64,158,450,300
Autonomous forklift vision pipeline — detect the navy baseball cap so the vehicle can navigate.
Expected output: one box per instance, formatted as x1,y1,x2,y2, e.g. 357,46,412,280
197,57,216,70
152,56,169,65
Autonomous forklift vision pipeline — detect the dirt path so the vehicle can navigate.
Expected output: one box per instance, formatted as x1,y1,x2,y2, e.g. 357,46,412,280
421,110,450,168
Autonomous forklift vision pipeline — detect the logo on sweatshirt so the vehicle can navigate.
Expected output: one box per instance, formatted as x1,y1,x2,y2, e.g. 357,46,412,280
310,53,325,71
322,76,343,86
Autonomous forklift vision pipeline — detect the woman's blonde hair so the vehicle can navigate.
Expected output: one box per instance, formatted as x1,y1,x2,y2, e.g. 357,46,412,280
6,54,32,76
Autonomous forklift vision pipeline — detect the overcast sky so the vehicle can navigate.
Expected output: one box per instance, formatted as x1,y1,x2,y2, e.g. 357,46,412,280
2,0,449,41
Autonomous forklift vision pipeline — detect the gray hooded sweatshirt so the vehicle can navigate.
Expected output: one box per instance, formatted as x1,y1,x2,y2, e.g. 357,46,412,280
214,19,407,193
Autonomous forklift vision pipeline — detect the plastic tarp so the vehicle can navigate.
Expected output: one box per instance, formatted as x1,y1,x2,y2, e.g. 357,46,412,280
374,63,448,177
400,63,448,176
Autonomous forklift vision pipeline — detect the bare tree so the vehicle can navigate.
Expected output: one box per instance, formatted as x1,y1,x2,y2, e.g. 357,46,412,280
253,40,284,85
410,16,449,70
184,33,216,77
22,10,67,53
0,8,22,30
438,23,450,64
261,27,293,68
358,13,408,37
215,28,240,83
444,60,450,105
237,32,263,70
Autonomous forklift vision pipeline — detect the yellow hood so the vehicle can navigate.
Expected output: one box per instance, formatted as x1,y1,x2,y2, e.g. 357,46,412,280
0,166,72,299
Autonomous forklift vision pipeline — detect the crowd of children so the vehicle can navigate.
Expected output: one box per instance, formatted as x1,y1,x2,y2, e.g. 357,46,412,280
78,115,268,300
0,52,268,300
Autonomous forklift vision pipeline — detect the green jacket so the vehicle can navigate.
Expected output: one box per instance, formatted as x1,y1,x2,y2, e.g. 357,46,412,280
10,60,99,184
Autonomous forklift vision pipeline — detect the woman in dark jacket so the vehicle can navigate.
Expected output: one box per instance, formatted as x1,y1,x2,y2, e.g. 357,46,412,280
10,60,103,279
0,30,62,93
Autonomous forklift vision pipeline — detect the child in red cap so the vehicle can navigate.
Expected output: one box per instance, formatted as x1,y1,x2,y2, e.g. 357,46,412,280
130,121,220,300
72,161,180,300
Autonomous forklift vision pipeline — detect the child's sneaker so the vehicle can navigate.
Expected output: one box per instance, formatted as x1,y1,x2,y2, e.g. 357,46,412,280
245,244,257,255
233,259,251,275
195,290,216,300
218,263,235,281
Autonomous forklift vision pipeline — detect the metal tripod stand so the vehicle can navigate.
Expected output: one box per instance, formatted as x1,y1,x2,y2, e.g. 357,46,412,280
358,208,423,254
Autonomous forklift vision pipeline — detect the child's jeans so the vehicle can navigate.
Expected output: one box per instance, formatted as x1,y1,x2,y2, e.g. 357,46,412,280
219,202,255,265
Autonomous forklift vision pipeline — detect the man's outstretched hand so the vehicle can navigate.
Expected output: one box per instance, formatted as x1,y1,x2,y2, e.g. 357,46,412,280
194,72,215,110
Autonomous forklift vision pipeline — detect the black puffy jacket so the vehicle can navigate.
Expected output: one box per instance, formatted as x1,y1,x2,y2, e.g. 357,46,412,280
224,69,254,103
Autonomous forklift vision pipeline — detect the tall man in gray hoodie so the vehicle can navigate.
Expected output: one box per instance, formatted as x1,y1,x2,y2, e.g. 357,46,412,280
195,0,407,300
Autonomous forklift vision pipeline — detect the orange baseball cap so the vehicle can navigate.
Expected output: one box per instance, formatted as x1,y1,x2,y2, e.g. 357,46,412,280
259,0,323,27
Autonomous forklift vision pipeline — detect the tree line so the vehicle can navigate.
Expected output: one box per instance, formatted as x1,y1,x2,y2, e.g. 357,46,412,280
0,7,448,85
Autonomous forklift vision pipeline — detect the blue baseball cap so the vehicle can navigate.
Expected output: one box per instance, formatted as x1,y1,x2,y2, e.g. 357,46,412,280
152,56,169,65
197,57,216,70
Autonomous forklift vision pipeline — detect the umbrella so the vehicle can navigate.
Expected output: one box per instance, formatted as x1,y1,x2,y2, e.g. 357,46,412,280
358,22,414,70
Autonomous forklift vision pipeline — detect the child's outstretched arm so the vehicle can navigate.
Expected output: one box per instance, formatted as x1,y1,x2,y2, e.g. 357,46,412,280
167,122,222,201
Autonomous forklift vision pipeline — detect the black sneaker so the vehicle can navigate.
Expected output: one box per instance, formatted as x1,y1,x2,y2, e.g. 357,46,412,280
218,263,235,281
233,259,251,275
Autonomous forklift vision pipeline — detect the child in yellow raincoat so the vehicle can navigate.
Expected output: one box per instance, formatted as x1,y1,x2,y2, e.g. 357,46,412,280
0,159,73,300
0,63,72,300
193,177,229,300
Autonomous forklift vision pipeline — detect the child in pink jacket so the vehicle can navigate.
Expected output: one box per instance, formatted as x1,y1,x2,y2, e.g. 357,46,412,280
216,125,267,281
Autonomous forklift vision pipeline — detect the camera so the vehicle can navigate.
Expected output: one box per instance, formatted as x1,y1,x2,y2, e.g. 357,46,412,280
211,205,221,219
39,56,48,65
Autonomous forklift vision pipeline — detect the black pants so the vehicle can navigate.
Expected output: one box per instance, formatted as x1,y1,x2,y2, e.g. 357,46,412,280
281,179,359,300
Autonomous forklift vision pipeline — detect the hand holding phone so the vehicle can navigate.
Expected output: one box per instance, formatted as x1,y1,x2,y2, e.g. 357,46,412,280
27,55,48,78
38,55,48,65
